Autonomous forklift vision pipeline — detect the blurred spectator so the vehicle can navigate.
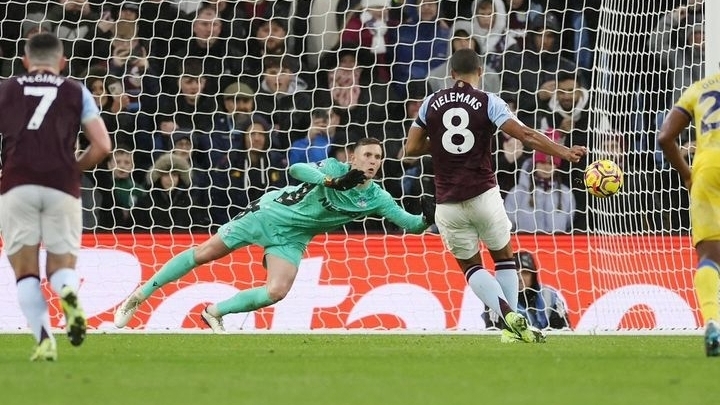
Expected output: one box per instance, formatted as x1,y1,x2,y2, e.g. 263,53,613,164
132,153,209,232
494,100,532,198
316,48,391,141
500,12,576,126
254,55,312,149
537,72,590,230
382,80,429,201
243,18,295,89
44,0,115,77
288,109,332,166
392,0,450,87
483,250,571,330
164,4,243,98
504,151,575,234
133,0,188,73
190,0,249,54
153,128,195,161
170,131,194,167
241,0,296,34
238,116,288,203
427,28,500,93
504,0,543,38
392,82,435,216
306,0,359,71
1,17,52,77
327,107,351,162
106,20,161,119
452,0,510,62
158,59,215,134
96,147,146,230
648,3,704,107
340,0,398,83
193,82,258,225
516,251,571,329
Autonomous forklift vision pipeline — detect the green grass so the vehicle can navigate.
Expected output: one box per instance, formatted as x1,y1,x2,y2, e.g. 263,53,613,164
0,334,715,405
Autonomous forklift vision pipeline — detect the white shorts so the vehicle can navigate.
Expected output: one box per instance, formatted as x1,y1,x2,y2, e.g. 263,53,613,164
0,185,82,256
435,186,512,260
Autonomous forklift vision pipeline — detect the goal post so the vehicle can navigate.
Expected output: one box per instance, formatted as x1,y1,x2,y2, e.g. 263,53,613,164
0,0,708,333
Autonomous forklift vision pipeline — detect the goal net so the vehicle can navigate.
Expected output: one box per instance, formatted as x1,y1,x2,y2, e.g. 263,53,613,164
0,0,704,333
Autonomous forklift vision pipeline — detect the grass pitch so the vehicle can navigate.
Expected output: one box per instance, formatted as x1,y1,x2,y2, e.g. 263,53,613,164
0,334,715,405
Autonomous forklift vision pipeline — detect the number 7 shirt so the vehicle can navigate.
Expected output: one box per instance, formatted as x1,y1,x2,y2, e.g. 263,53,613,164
0,72,99,198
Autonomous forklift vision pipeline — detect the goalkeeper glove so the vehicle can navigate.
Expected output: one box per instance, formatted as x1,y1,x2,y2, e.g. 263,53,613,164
420,195,436,226
323,169,367,191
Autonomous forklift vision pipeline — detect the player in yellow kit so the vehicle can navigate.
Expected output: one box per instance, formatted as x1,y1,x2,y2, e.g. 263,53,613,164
659,72,720,356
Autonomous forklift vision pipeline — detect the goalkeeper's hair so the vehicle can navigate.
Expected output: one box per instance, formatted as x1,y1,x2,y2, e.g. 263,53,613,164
25,32,63,66
352,137,382,151
450,48,481,75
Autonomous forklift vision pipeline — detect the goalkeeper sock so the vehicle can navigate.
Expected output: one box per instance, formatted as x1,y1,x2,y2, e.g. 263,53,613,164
466,265,512,317
17,276,54,343
140,248,197,298
494,260,519,311
49,268,80,296
695,259,720,324
214,286,275,316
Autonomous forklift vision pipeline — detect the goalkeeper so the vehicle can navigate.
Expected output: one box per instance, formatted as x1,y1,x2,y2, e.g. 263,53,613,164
114,137,435,332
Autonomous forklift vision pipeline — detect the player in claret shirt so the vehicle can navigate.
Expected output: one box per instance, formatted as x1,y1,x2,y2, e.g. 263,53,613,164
114,137,434,332
404,48,585,343
0,33,112,361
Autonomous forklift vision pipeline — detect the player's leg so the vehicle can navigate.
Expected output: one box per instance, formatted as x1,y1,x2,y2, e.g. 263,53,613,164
113,233,234,328
471,188,544,343
694,240,720,356
688,169,720,356
435,201,515,328
471,186,519,313
42,187,86,347
0,186,56,360
202,245,302,333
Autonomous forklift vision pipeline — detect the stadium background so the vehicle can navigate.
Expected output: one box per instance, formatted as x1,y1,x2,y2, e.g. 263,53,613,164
0,0,716,332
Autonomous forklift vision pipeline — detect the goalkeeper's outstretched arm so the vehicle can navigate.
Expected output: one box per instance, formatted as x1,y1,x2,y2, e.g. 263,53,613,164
288,161,331,185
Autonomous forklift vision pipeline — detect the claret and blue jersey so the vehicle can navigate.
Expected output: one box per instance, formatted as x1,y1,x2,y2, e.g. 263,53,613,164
412,81,515,203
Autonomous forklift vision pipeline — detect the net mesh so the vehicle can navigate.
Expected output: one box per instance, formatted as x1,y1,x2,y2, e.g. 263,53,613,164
0,0,704,332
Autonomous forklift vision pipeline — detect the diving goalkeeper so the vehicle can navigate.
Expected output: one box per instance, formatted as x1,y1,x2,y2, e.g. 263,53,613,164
114,137,435,332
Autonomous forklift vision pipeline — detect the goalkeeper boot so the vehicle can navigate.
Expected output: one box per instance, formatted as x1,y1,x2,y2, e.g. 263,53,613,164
60,286,86,347
114,289,144,328
504,312,546,343
500,328,522,343
705,321,720,357
201,307,227,334
30,338,57,362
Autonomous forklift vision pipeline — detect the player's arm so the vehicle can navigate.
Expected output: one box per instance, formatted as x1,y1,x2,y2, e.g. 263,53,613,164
658,107,693,186
499,119,585,163
288,160,367,191
406,125,430,156
404,95,433,157
487,92,586,163
376,191,433,233
77,86,111,171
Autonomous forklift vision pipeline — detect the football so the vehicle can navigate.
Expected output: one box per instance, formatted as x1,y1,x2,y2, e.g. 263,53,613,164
584,159,623,198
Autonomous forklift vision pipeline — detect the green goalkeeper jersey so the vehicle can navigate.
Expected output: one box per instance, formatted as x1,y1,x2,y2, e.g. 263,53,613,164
254,158,427,244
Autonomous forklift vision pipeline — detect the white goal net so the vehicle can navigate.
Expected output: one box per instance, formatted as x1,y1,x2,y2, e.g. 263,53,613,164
0,0,706,332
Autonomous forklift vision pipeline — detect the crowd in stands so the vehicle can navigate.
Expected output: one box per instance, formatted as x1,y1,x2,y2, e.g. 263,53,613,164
0,0,702,235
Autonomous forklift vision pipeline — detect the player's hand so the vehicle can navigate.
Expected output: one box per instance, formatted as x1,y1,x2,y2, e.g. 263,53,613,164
565,145,587,163
324,169,367,191
683,176,693,192
420,195,436,226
